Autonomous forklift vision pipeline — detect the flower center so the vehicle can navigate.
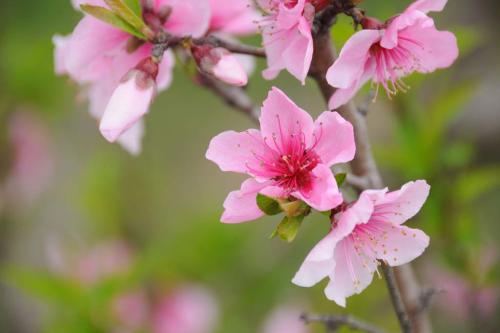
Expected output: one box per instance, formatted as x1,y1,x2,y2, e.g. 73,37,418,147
271,148,320,193
369,36,423,98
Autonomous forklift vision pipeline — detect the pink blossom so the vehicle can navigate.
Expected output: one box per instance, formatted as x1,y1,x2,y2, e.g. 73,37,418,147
112,290,150,332
261,305,309,333
193,45,248,86
209,0,260,36
54,0,209,153
293,180,430,306
99,62,157,143
152,286,219,333
326,0,458,109
258,0,318,84
206,87,355,223
1,112,54,211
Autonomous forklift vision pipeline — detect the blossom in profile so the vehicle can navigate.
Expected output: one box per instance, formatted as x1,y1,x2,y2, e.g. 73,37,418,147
293,180,431,306
152,286,219,333
206,87,355,223
258,0,322,84
326,0,458,109
53,0,210,154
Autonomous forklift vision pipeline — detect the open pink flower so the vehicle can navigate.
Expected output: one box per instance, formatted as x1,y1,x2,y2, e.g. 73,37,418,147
206,87,355,223
326,0,458,109
293,180,430,306
54,0,210,153
258,0,318,84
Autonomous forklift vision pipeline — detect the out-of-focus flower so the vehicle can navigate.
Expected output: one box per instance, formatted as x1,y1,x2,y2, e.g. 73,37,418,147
152,285,219,333
425,249,499,321
326,0,458,109
192,45,248,86
112,290,150,333
206,87,355,223
53,0,210,154
293,180,430,306
1,112,54,211
261,305,309,333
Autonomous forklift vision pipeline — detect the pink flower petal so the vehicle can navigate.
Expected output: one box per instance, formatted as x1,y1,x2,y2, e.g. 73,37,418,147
373,224,430,266
65,16,128,83
313,111,355,166
159,0,211,38
399,22,458,72
53,34,70,75
324,238,377,307
221,179,268,223
157,49,175,91
293,164,342,212
116,121,145,156
209,0,260,35
212,53,248,86
205,129,267,175
259,87,314,151
373,180,430,225
326,29,380,89
328,60,375,110
99,73,155,142
407,0,448,14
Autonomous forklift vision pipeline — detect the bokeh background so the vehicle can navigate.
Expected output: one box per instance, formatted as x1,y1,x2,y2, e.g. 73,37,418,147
0,0,499,332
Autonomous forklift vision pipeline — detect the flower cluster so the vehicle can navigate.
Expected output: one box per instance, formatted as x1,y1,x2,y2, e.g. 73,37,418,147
55,0,458,307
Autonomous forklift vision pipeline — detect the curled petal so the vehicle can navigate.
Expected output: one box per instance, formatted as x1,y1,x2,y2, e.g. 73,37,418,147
373,180,430,225
221,178,269,223
407,0,448,14
326,29,380,89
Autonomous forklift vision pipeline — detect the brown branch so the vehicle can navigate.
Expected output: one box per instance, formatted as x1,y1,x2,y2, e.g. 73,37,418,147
309,21,431,333
198,74,260,123
302,313,387,333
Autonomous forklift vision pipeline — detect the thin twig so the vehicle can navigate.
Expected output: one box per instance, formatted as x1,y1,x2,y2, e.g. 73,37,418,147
198,74,260,123
302,313,387,333
411,288,443,318
382,265,413,333
345,174,371,191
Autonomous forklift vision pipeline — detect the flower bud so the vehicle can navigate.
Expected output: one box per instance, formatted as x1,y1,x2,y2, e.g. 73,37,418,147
99,58,158,143
192,45,248,86
360,16,383,30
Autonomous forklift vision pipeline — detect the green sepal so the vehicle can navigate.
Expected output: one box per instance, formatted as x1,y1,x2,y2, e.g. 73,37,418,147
122,0,142,17
80,4,147,39
103,0,149,35
274,215,305,243
256,193,282,216
335,172,347,187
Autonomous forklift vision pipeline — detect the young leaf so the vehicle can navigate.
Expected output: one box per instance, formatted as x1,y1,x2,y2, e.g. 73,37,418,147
80,5,146,39
335,172,347,187
104,0,150,37
256,193,282,215
123,0,142,17
275,215,304,243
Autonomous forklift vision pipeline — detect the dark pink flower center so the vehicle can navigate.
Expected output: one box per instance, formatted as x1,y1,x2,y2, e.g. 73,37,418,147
246,116,323,195
369,35,424,98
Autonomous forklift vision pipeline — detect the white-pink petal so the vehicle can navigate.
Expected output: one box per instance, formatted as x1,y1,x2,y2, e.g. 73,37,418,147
159,0,211,38
212,53,248,86
99,73,155,143
221,178,268,223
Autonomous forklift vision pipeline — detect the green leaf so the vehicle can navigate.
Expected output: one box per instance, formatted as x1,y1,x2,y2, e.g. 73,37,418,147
274,215,304,243
335,173,347,187
103,0,150,36
80,5,146,39
256,193,282,216
123,0,141,17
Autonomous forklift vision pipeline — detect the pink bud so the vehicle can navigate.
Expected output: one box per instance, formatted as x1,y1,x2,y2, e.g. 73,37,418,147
194,46,248,86
99,59,158,143
360,16,383,30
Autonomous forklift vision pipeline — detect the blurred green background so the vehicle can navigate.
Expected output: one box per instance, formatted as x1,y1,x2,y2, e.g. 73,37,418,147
0,0,499,332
